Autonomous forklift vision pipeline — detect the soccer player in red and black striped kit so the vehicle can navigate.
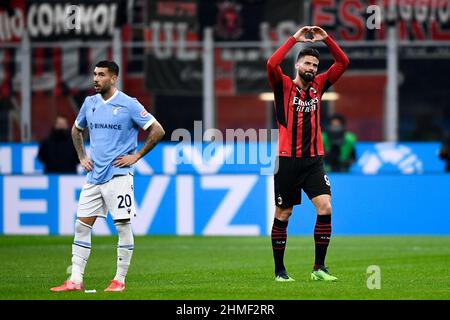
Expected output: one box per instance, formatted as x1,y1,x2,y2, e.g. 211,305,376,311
267,26,349,281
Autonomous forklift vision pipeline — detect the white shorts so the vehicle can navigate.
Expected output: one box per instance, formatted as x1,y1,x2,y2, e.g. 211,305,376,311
77,173,137,220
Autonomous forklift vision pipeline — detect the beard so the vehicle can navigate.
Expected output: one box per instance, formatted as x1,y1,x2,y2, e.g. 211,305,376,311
299,70,315,82
95,83,110,94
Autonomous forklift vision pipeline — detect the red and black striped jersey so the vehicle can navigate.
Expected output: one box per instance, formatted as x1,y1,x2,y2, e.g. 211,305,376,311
267,36,349,158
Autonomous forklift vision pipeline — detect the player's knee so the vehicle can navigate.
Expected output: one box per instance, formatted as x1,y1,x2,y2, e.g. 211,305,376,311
275,207,292,221
316,201,332,215
114,219,131,232
114,220,134,244
75,219,92,236
115,218,131,224
77,216,96,227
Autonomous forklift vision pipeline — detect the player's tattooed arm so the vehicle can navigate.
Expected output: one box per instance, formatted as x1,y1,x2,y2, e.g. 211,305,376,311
71,124,93,172
137,120,166,158
114,120,165,167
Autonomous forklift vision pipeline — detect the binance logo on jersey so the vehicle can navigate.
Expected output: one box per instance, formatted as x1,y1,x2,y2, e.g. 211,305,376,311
90,123,122,130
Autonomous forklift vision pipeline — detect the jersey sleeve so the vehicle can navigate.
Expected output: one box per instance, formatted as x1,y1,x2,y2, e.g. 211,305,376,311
267,36,297,88
322,36,350,89
75,97,88,129
316,36,349,96
129,98,156,130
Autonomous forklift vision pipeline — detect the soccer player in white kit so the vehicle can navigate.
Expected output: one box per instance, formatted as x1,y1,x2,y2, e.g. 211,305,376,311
51,60,165,292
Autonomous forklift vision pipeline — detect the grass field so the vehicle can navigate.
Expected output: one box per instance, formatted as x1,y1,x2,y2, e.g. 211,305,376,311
0,236,449,300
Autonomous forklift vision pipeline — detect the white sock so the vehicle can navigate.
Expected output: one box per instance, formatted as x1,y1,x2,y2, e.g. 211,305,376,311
114,221,134,284
70,219,92,284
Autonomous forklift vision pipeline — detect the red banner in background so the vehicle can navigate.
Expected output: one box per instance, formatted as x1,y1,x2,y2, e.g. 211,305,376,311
311,0,450,41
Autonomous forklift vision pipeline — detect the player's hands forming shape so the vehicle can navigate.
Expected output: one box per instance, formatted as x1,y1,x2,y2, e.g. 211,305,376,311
80,156,93,172
114,154,140,168
294,26,312,42
310,26,328,42
294,26,328,42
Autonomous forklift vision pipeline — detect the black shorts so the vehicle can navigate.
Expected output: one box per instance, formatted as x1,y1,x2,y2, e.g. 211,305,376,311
274,156,331,208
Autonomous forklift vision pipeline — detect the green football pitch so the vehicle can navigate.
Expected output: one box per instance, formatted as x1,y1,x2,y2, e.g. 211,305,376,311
0,236,449,300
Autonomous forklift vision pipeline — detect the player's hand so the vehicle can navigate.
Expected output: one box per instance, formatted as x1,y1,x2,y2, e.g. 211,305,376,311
113,154,140,168
293,26,313,42
80,156,93,172
310,26,328,42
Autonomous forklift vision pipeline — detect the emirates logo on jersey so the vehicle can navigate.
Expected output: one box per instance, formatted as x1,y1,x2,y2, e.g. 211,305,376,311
293,96,319,112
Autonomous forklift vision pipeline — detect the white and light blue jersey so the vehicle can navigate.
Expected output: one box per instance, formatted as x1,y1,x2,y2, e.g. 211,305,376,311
75,90,155,184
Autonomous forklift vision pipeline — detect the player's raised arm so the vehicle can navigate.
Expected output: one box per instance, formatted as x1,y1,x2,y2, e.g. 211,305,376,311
311,26,349,84
267,26,313,87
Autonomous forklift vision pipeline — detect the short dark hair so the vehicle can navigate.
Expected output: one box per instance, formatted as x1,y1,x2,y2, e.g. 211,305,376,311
95,60,119,76
297,47,320,61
